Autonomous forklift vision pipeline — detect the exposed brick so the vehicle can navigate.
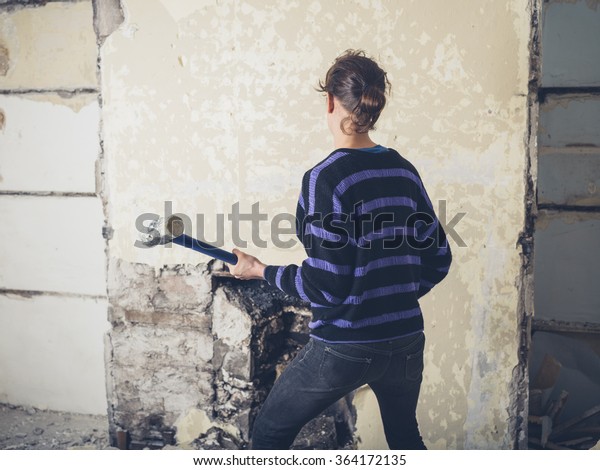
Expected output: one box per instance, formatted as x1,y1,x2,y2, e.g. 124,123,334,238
106,264,354,449
108,260,212,315
212,287,252,346
110,324,213,368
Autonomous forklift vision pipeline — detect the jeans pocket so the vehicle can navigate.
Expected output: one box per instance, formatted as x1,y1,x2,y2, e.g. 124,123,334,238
290,339,316,369
319,345,371,390
405,350,424,382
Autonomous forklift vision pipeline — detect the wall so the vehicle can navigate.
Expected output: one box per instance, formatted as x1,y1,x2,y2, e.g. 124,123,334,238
528,0,600,448
535,0,600,323
102,0,532,448
0,1,109,415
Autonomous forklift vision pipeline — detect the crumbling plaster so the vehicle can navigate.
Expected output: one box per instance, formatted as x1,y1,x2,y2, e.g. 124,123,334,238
100,0,532,448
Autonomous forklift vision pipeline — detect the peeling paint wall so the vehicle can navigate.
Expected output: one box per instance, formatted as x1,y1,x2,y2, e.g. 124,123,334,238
0,1,109,415
101,0,532,449
0,0,534,449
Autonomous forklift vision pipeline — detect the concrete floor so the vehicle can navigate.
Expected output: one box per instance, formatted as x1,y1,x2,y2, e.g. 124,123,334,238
0,403,111,450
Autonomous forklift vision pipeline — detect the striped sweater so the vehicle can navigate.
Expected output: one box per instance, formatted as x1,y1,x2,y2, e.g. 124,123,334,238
264,146,452,343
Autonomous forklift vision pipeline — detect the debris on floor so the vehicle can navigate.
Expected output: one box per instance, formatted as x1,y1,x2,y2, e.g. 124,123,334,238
0,403,113,450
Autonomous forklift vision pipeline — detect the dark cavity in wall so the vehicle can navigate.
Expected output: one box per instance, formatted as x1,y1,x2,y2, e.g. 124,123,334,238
210,275,357,450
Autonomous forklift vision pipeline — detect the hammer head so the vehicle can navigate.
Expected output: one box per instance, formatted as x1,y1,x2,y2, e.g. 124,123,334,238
139,215,185,247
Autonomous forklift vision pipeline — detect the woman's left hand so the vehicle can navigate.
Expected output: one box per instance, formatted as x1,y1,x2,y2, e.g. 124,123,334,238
226,248,267,280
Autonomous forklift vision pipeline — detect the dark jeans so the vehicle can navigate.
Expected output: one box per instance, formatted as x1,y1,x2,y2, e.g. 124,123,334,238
250,331,427,450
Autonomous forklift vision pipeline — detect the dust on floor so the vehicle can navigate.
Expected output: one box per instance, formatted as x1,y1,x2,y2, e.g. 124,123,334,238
0,403,112,450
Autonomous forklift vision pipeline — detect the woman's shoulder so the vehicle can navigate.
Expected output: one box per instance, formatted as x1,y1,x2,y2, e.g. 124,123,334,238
386,148,421,175
301,149,352,183
311,148,353,170
302,146,423,187
347,146,422,176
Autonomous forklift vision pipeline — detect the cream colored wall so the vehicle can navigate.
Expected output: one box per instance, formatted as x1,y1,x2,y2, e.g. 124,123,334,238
102,0,531,448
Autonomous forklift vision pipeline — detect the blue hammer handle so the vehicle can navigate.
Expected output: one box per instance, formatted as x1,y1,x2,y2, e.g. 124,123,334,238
171,234,238,265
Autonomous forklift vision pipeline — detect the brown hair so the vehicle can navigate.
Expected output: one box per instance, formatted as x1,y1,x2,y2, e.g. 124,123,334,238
317,49,390,134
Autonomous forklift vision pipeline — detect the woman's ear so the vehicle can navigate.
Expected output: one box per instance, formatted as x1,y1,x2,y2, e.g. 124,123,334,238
327,93,335,114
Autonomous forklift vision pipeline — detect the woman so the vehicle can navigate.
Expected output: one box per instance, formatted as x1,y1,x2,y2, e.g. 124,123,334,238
227,50,452,450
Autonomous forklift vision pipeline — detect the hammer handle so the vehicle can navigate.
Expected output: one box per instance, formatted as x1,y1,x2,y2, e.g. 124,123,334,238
171,234,238,265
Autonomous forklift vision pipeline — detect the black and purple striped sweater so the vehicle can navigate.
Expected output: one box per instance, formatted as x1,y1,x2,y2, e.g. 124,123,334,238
264,145,452,343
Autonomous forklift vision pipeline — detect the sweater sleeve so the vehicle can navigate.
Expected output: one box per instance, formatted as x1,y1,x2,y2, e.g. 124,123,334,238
263,172,356,307
413,182,452,298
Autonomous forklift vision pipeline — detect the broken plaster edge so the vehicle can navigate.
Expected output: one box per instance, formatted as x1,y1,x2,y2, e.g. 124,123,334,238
92,0,125,46
174,407,241,446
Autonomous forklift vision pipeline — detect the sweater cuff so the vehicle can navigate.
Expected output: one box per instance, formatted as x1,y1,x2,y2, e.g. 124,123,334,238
263,265,282,287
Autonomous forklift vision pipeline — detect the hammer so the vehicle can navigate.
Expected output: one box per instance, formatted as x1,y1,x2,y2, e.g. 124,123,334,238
139,215,238,265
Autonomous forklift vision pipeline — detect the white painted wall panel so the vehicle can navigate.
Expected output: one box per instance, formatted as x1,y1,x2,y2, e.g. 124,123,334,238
534,211,600,323
538,96,600,148
542,0,600,87
0,294,109,415
0,94,99,192
538,151,600,207
0,1,109,419
0,196,106,296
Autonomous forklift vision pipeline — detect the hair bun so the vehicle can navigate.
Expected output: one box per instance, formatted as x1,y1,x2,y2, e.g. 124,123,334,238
353,84,386,132
317,50,390,134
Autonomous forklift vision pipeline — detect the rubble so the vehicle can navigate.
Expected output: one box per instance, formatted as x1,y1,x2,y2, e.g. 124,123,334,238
0,403,111,450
